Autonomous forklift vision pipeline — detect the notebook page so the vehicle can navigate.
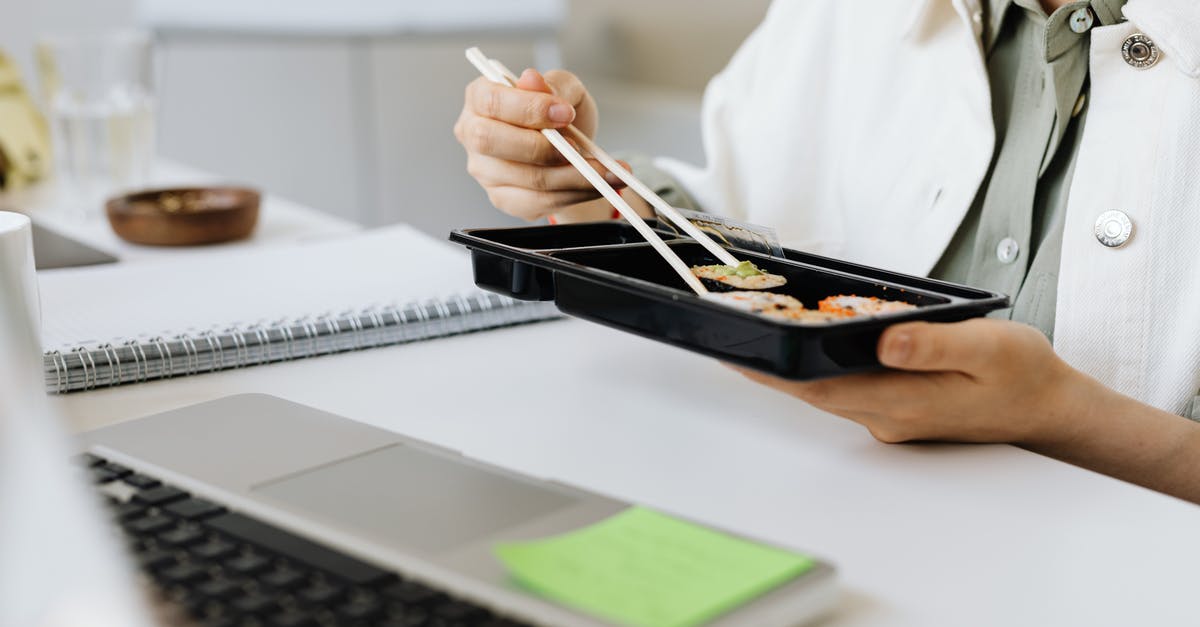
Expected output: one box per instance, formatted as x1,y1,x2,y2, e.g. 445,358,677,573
38,225,477,350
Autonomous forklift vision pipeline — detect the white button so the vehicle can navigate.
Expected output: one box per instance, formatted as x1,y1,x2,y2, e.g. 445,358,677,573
1094,210,1133,247
996,237,1020,264
1068,7,1094,34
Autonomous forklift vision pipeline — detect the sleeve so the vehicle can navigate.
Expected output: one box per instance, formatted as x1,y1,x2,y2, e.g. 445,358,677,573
619,153,705,213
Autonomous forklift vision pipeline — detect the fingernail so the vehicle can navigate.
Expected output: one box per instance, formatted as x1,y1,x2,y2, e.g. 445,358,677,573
883,332,912,365
604,171,623,185
548,103,573,123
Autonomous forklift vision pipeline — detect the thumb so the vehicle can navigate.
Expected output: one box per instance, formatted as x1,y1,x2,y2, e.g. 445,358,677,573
516,68,554,94
877,319,995,374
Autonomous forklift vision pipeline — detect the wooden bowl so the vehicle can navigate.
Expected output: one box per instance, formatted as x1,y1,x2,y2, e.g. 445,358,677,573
106,186,260,246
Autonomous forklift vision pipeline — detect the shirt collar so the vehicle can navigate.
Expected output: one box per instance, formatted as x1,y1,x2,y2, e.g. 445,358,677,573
905,0,1128,44
1123,0,1200,78
902,0,1199,77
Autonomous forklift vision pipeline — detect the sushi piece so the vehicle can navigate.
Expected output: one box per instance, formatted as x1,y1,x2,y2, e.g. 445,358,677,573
692,260,787,291
817,295,917,317
707,291,843,324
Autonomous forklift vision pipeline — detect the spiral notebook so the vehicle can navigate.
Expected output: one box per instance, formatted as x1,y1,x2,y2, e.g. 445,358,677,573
38,225,560,394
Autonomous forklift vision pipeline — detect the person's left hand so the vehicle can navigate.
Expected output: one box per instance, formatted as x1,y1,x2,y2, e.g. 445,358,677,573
732,318,1098,445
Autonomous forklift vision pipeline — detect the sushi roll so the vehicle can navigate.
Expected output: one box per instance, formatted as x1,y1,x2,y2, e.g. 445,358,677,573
692,260,787,291
707,291,843,324
817,295,917,317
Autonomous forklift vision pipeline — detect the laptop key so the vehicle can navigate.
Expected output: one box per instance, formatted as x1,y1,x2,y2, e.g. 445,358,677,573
97,462,132,478
123,473,161,489
197,577,245,600
383,604,431,626
112,501,148,521
165,497,226,520
297,581,344,606
232,592,281,615
136,548,179,571
337,596,383,621
160,562,209,585
205,513,393,586
225,552,272,575
267,610,317,627
159,524,207,547
261,567,307,591
127,514,175,535
91,467,123,484
133,485,189,506
191,537,239,560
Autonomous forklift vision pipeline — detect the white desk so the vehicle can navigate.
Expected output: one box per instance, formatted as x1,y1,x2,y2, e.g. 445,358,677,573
28,168,1199,626
47,282,1200,626
2,159,359,263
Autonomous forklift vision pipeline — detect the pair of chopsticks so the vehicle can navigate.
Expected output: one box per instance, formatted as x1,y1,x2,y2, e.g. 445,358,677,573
465,47,744,297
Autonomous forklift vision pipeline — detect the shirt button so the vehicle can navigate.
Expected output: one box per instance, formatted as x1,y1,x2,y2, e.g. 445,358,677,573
1094,210,1134,247
996,237,1020,264
1068,7,1095,33
1122,33,1161,69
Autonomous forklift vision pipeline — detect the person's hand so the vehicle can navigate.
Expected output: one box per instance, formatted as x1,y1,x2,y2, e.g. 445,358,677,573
733,318,1099,446
454,68,631,223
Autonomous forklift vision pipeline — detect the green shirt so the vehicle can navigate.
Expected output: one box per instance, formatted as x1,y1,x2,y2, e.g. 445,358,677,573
929,0,1126,341
632,0,1126,342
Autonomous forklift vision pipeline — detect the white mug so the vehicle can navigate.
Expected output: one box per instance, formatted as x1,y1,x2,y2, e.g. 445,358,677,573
0,211,42,346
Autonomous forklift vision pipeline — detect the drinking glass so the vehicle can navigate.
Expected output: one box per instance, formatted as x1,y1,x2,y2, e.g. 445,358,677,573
36,31,156,215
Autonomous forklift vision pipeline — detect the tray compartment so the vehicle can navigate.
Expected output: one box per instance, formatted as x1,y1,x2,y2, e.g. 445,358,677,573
547,242,950,310
457,222,679,301
460,221,677,251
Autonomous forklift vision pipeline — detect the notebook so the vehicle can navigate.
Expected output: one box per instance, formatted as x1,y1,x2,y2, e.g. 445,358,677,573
38,225,560,394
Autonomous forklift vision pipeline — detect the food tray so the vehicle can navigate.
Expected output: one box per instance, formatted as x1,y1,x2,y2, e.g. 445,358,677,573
449,222,1009,379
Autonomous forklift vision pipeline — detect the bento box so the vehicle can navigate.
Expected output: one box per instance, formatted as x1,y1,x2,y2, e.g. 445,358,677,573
449,221,1009,380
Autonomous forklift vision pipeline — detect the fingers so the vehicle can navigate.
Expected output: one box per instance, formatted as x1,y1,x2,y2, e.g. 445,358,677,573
542,70,591,107
485,186,607,222
457,114,566,165
515,68,553,93
468,154,626,193
877,319,1002,375
728,362,962,415
465,76,575,130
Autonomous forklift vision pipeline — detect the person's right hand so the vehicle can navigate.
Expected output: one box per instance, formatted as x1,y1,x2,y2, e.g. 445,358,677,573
454,68,631,223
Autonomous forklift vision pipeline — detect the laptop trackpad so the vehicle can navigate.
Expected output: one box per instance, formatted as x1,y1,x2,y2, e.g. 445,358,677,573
252,444,576,555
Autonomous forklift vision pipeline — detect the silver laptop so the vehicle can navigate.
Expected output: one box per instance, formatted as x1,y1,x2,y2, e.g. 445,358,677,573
80,394,837,626
3,241,835,626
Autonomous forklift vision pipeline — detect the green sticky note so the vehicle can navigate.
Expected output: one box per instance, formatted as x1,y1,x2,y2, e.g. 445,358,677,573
494,507,815,627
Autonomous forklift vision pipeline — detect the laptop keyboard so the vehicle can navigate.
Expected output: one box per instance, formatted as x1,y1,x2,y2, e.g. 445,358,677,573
80,453,533,627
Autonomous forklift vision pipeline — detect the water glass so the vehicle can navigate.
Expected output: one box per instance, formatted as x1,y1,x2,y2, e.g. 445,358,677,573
36,31,156,214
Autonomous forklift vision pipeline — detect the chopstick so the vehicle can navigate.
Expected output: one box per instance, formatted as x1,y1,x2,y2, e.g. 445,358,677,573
465,47,710,296
483,58,741,268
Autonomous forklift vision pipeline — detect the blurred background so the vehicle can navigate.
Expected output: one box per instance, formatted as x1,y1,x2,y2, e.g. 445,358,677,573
1,0,770,238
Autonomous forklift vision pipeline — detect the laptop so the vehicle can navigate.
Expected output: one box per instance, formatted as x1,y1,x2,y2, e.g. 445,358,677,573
3,259,837,627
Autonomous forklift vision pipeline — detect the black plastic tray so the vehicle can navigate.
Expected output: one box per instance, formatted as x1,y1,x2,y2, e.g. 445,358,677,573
449,222,1009,379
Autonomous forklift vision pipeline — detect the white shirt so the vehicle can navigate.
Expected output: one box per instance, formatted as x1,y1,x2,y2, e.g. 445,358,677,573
656,0,1200,416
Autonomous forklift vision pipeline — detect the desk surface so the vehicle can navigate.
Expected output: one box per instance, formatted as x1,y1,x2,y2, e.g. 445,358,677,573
31,169,1199,627
50,313,1200,627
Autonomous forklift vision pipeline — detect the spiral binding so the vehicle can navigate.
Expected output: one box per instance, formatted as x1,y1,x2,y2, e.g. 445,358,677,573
42,292,559,394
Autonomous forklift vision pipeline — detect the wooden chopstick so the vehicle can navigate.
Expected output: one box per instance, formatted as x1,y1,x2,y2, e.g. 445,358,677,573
465,47,709,296
485,59,742,268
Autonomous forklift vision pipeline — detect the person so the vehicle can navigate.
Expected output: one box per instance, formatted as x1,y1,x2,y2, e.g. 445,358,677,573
454,0,1200,502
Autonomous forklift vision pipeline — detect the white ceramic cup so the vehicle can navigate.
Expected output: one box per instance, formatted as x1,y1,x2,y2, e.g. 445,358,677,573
0,211,42,345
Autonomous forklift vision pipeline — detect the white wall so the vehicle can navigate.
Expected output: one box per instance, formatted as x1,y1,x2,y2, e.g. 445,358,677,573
1,0,770,238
